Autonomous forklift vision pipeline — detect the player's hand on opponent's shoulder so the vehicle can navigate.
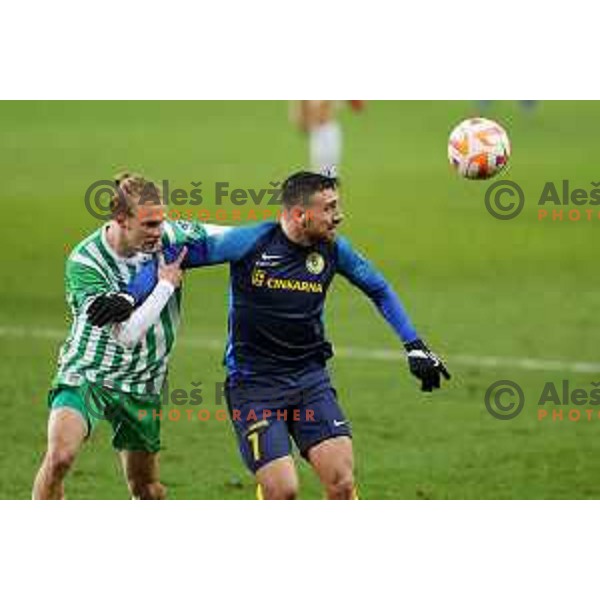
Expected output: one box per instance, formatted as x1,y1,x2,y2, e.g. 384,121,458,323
158,247,187,288
404,338,451,393
87,247,187,327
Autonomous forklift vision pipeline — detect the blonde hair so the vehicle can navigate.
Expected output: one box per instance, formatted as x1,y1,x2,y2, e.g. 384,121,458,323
111,172,163,217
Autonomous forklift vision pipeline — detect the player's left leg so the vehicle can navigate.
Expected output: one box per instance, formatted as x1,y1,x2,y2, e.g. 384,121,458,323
104,386,165,499
119,451,166,500
290,385,357,499
307,436,356,500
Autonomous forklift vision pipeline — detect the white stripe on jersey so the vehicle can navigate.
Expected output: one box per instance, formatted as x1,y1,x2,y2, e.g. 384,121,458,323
58,299,94,367
70,253,110,283
162,221,176,245
85,242,122,286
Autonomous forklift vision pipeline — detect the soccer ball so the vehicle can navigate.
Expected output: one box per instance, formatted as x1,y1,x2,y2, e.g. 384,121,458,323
448,117,511,180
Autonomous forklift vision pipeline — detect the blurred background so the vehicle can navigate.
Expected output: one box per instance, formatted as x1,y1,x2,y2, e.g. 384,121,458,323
1,100,598,498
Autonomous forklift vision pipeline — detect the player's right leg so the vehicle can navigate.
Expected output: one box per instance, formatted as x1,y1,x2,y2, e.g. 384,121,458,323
290,385,357,499
32,406,87,500
234,418,299,500
226,379,298,499
256,456,299,500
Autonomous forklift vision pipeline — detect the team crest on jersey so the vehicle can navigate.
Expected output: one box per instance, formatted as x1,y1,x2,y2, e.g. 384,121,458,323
306,252,325,275
252,269,266,287
172,220,203,241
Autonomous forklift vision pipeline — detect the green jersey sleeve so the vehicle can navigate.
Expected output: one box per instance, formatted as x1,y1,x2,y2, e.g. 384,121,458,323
162,220,207,246
65,257,113,312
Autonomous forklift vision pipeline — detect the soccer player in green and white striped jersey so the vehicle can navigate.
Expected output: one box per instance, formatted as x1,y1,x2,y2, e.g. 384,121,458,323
32,174,199,499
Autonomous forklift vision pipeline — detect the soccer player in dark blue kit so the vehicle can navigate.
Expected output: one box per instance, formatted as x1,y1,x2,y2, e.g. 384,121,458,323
89,172,450,499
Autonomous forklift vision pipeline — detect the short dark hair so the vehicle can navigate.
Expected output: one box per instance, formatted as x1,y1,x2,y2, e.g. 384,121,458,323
281,171,338,207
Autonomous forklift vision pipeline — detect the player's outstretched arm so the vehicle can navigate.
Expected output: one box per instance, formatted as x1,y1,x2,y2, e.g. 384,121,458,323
335,236,450,392
126,222,276,306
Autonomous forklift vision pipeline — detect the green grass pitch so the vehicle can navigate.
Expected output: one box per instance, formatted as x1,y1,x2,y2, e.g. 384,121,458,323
1,100,599,498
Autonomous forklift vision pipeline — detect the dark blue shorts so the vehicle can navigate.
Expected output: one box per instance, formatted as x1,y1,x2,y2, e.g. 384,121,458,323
225,377,352,473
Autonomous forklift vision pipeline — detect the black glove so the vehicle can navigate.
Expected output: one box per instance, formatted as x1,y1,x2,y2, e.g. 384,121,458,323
404,339,451,392
87,293,135,327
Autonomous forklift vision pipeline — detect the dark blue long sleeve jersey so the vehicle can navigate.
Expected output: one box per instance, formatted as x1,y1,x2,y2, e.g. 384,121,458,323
128,222,418,381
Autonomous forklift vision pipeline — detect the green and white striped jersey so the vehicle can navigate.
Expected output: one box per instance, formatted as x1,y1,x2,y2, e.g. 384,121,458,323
53,220,207,395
